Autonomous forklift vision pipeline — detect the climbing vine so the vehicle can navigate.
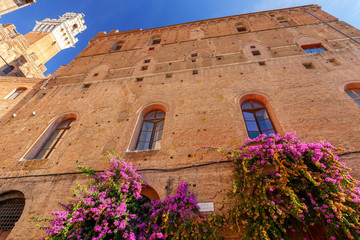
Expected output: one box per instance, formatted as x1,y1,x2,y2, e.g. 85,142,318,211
34,153,219,240
213,133,360,240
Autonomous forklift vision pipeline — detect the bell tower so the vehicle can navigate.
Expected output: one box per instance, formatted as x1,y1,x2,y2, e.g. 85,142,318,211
24,13,86,68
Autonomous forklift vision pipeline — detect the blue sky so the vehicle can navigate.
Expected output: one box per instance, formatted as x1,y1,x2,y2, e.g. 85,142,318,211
1,0,359,75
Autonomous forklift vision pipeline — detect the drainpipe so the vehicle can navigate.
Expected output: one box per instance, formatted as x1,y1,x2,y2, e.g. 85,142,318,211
301,8,360,45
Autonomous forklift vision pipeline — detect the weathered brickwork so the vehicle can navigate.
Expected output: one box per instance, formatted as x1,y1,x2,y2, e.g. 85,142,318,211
0,4,360,239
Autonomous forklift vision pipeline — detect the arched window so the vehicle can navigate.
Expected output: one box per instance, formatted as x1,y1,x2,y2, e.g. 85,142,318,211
22,114,77,160
34,118,75,159
0,191,25,238
346,89,360,106
2,66,14,75
111,41,124,51
136,110,165,151
6,87,27,100
241,100,276,139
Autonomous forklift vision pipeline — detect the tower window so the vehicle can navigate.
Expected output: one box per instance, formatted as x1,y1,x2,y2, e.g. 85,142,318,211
6,87,26,100
235,22,247,32
241,100,276,139
346,89,360,106
136,110,165,151
191,53,198,58
141,66,148,71
144,59,151,63
111,41,124,51
2,66,15,75
302,44,327,54
151,35,161,45
277,17,290,27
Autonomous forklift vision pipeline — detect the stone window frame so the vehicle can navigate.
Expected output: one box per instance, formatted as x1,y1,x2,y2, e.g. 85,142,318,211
342,82,360,107
21,113,78,161
127,104,167,152
5,87,27,100
301,43,327,54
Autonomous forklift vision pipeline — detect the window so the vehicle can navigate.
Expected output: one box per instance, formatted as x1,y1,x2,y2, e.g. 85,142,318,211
2,66,14,75
235,22,247,32
135,77,143,82
191,53,198,58
144,59,151,63
302,44,327,54
136,110,165,151
303,62,315,69
252,50,261,56
277,17,290,27
6,87,26,100
111,41,124,51
141,66,148,71
346,89,360,106
0,191,25,238
82,83,91,89
150,35,161,45
33,118,75,159
241,100,276,139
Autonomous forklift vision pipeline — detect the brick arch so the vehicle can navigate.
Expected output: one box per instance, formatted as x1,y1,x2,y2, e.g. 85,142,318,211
84,63,110,82
340,81,360,93
185,48,213,60
294,34,324,46
0,190,25,240
141,185,160,200
237,92,284,135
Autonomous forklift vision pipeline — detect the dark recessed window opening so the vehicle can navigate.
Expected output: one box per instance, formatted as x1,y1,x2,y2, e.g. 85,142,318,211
303,63,315,69
144,59,151,63
149,47,155,51
112,41,124,51
250,46,256,49
192,70,198,75
237,26,247,32
252,50,261,56
135,77,143,82
191,53,198,58
82,83,91,88
93,73,99,77
141,66,148,71
216,56,223,60
151,35,161,45
191,59,196,62
258,61,266,66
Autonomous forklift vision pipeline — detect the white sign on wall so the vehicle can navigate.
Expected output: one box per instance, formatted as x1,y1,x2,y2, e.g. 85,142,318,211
197,202,214,212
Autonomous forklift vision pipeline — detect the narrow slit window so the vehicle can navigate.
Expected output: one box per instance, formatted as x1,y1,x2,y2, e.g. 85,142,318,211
241,100,276,139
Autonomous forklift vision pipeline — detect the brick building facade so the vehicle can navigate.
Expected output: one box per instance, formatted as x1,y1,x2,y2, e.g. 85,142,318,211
0,4,360,239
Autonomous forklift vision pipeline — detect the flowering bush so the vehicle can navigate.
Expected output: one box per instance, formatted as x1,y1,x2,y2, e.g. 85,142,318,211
34,153,219,240
220,133,360,240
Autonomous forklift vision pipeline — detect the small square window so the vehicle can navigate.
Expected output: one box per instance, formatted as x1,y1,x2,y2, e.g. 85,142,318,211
237,26,247,32
192,70,198,75
191,53,198,58
93,73,99,77
258,61,266,66
252,50,261,56
152,39,161,45
82,83,91,89
216,56,223,60
191,59,196,63
165,73,172,78
141,66,148,71
144,59,151,63
149,47,155,51
303,63,315,69
135,77,143,82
